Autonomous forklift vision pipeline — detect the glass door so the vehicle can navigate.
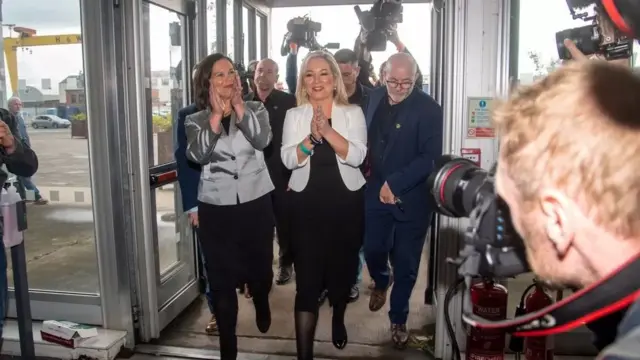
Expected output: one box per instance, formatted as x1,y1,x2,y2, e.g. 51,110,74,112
137,0,199,339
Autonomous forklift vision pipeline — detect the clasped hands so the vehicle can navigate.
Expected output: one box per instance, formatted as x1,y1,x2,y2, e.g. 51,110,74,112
310,105,331,142
209,74,245,129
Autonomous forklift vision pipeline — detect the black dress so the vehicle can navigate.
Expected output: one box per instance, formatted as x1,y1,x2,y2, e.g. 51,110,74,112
289,123,365,313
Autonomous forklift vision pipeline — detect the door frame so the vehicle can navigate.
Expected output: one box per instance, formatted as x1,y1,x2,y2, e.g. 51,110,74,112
121,0,201,341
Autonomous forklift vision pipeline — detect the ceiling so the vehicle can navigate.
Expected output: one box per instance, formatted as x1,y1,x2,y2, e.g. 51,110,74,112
264,0,431,8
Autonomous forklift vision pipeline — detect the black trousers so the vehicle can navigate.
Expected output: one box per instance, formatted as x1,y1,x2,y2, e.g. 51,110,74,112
272,187,293,268
198,194,274,359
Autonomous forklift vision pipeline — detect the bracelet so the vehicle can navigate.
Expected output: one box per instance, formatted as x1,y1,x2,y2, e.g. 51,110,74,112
309,134,323,146
299,142,313,156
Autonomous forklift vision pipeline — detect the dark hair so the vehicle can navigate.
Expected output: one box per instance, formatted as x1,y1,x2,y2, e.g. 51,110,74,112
333,49,358,65
193,53,233,111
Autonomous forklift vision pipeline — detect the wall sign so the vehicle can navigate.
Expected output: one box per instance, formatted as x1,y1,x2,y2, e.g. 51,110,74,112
461,148,481,166
467,97,495,138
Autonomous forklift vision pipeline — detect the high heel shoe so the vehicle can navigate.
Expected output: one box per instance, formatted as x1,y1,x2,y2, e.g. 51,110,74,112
332,318,348,349
253,294,271,333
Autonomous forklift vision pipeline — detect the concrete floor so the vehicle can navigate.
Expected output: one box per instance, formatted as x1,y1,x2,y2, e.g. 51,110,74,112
155,245,435,359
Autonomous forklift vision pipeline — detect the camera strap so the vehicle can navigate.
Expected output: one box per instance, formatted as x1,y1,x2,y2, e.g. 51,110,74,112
462,253,640,337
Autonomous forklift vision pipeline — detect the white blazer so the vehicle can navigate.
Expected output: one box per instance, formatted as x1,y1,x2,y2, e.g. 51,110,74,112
281,103,367,192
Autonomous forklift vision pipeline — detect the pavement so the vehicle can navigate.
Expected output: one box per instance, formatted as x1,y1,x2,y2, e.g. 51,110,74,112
8,128,180,292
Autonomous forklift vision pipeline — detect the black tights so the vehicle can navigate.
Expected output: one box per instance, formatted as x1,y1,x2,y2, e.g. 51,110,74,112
213,289,238,360
214,288,271,360
294,301,348,360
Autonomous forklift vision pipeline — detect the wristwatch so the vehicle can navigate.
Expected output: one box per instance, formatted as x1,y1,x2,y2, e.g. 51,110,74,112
309,134,323,146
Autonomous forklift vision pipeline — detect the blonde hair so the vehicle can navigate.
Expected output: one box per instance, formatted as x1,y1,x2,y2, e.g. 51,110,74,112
494,61,640,238
295,50,350,106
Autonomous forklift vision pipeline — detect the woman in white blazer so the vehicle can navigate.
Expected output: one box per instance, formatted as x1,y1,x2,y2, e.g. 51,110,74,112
281,50,367,359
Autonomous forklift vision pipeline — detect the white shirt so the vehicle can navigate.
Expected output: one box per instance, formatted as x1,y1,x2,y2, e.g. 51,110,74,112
281,103,367,192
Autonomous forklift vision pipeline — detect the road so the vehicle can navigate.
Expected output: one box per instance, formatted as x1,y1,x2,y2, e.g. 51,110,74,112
28,128,91,187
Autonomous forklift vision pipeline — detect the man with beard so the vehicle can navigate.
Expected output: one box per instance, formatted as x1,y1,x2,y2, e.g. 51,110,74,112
494,60,640,359
363,53,442,349
246,58,297,285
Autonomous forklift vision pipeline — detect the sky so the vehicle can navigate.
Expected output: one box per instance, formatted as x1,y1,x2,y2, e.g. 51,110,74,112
2,0,637,94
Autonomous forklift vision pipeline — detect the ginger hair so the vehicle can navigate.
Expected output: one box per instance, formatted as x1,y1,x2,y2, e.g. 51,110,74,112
493,61,640,238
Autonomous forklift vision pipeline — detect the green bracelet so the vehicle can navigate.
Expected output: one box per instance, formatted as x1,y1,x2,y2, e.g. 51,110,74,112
299,142,313,156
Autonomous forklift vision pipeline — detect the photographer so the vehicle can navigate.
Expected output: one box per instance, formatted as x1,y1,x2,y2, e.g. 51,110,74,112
0,108,38,344
354,30,423,90
492,59,640,358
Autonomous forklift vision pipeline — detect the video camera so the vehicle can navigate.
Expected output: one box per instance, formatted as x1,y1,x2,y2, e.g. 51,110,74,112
234,62,254,96
555,0,633,60
354,0,403,52
280,15,340,56
427,155,529,281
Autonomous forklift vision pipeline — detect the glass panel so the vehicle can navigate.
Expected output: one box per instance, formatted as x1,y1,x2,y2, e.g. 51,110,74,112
207,0,217,53
153,186,179,273
226,0,235,60
243,6,250,65
2,0,98,294
148,4,184,274
149,5,183,167
256,14,263,59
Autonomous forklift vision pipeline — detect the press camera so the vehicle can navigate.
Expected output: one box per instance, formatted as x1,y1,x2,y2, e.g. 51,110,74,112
555,0,633,60
279,15,340,56
234,62,253,96
354,0,403,52
427,155,529,280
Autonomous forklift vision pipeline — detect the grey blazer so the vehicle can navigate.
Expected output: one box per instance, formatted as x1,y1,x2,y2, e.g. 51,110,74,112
185,101,274,206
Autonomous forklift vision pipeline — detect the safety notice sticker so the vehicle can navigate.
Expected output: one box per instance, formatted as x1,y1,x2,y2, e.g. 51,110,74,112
467,97,495,138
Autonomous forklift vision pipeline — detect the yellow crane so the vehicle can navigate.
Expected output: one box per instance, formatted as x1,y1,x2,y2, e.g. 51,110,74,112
3,27,82,94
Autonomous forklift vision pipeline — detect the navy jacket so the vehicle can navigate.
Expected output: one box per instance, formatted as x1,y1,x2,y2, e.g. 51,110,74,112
364,87,443,220
174,104,201,212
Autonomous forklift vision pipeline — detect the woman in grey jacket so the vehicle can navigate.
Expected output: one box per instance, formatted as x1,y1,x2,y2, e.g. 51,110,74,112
185,53,274,360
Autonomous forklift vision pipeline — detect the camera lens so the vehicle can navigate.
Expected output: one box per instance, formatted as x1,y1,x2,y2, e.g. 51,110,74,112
427,155,490,218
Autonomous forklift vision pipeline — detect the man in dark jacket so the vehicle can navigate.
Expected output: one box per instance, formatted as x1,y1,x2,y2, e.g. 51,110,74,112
334,48,371,303
174,66,217,334
246,58,297,286
0,108,38,343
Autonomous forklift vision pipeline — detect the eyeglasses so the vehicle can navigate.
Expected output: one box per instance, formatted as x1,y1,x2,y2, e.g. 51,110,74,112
386,80,413,90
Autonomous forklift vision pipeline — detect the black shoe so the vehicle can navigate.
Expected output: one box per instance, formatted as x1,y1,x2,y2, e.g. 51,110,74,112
348,284,360,303
275,266,293,285
253,295,271,333
318,289,328,306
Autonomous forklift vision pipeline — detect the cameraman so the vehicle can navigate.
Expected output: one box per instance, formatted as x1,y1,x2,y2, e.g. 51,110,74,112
354,30,423,90
493,57,640,358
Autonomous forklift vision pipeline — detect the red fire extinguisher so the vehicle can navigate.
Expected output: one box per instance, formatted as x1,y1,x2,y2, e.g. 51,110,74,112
466,279,509,360
523,283,554,359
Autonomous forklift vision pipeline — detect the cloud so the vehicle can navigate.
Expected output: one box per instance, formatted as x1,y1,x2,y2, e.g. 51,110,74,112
2,0,81,31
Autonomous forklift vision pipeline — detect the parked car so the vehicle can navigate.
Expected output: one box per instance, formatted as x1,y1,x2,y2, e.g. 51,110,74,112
31,115,71,129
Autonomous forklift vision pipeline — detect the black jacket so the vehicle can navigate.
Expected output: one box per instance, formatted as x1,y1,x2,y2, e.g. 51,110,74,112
0,109,38,185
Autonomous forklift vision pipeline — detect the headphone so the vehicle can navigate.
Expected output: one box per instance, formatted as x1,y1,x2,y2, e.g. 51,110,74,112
602,0,640,39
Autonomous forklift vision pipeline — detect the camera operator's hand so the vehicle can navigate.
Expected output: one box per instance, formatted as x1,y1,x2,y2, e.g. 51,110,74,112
388,29,402,48
563,39,630,67
0,121,16,154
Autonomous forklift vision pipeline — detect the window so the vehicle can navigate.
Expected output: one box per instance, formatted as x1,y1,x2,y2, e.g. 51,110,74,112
207,0,217,53
3,0,99,298
243,6,250,65
226,0,234,60
256,13,263,59
258,14,267,60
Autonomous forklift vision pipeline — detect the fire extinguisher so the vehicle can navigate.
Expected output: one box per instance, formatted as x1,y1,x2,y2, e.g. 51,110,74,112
509,280,554,359
466,279,509,360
